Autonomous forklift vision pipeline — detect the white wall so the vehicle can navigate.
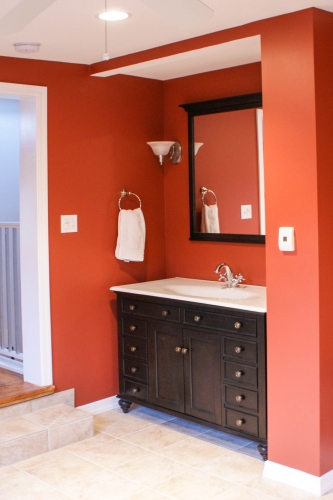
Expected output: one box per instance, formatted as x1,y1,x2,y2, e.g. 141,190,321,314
0,99,20,223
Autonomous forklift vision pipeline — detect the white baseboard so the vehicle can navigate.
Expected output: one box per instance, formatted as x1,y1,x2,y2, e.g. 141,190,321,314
77,396,119,415
264,460,333,496
0,356,23,374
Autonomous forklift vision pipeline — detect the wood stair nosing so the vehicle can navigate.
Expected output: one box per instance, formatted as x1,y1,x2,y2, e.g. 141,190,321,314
0,383,55,408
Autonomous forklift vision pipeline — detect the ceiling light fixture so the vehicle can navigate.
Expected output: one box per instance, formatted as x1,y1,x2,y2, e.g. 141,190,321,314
102,0,109,61
98,11,129,21
14,42,40,53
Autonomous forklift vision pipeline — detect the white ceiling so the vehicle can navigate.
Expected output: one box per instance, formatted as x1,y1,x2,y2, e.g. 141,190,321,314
0,0,333,77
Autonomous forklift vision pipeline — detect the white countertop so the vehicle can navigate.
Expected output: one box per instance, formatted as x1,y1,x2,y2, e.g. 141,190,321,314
110,277,266,313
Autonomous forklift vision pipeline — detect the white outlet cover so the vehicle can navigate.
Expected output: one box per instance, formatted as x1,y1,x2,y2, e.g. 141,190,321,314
278,227,295,251
61,215,78,233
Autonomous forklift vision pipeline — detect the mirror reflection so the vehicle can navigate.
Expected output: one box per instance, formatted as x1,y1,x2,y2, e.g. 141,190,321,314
195,108,264,235
181,93,265,244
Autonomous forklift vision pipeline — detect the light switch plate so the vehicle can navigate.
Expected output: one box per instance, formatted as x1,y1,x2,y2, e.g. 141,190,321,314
61,215,78,233
241,205,252,219
278,227,294,251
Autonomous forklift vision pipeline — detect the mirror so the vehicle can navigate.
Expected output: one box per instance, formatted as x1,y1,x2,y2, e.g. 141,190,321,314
180,93,265,244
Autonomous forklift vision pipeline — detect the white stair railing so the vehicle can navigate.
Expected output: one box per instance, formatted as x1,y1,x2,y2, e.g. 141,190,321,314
0,223,23,362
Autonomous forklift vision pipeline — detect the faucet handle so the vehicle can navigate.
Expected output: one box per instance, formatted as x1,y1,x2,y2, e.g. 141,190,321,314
232,274,245,287
218,272,228,282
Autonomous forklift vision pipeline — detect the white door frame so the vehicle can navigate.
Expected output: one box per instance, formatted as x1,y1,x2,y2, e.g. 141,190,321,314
0,82,52,386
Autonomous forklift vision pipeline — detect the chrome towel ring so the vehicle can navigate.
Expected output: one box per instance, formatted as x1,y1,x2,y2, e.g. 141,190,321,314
200,186,217,205
118,189,142,210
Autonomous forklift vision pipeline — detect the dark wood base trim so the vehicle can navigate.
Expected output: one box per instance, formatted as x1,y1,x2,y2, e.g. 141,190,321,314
118,399,132,413
257,443,268,461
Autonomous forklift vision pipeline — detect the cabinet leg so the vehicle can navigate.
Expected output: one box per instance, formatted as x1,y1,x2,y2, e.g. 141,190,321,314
118,399,132,413
257,443,268,461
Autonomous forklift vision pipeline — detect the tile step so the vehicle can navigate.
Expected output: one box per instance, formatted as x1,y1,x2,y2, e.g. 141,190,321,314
0,403,93,467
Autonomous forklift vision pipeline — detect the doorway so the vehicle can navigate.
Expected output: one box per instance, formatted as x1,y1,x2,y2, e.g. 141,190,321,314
0,82,52,387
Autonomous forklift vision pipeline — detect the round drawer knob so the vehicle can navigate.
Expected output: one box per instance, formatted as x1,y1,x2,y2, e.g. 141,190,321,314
235,371,243,378
236,395,243,403
175,347,182,353
130,346,137,353
181,348,188,354
131,367,138,374
132,388,139,394
162,310,169,317
129,305,136,311
130,325,137,332
234,322,242,329
235,346,242,354
236,419,244,427
194,316,201,323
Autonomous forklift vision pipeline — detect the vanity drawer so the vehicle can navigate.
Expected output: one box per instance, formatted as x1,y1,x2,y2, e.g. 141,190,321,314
224,361,257,388
122,318,147,338
122,337,147,360
224,337,257,363
184,309,256,336
123,379,148,401
225,408,258,437
123,358,148,382
224,385,258,412
122,298,180,323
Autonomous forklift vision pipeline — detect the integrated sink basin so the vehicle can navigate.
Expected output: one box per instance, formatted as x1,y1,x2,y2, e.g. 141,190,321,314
162,283,257,301
111,277,266,312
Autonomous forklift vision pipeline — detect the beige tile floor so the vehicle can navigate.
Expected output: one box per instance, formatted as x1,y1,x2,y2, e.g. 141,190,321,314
1,403,333,499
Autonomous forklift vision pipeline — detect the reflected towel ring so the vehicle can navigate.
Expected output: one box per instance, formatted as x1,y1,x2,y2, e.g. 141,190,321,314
118,189,142,210
201,187,217,205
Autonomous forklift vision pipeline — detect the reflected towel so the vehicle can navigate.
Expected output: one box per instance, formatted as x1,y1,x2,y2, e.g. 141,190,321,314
201,203,220,233
115,208,146,262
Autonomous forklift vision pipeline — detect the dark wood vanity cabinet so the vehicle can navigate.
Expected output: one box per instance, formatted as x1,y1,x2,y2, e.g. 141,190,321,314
116,292,267,445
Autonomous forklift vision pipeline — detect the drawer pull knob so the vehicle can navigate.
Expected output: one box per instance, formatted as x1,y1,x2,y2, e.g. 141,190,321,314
132,388,139,394
235,371,243,378
194,316,201,323
236,395,243,403
129,305,136,311
235,346,242,354
130,325,137,332
131,367,138,373
236,419,244,427
234,322,242,329
181,348,188,354
175,347,182,353
162,310,169,317
130,346,137,353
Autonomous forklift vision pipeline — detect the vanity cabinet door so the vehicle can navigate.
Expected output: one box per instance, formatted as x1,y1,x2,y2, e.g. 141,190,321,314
148,322,184,413
183,329,222,425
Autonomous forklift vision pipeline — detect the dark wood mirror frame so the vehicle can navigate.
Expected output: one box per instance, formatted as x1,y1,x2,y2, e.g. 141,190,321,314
180,92,265,244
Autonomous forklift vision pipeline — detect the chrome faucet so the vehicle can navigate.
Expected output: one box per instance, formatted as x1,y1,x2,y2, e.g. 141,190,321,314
214,263,245,288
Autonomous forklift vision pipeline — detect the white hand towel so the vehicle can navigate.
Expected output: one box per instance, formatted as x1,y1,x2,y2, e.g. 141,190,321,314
115,208,146,262
200,203,220,233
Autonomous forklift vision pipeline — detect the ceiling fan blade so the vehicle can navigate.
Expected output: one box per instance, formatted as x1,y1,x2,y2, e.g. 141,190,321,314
140,0,214,30
0,0,57,36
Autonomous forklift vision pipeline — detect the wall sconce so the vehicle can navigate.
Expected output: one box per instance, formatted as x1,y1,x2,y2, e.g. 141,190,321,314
147,141,182,166
194,142,203,155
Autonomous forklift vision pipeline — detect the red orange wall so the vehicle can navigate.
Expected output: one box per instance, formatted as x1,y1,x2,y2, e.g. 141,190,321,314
0,58,166,406
312,9,333,475
261,10,321,474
